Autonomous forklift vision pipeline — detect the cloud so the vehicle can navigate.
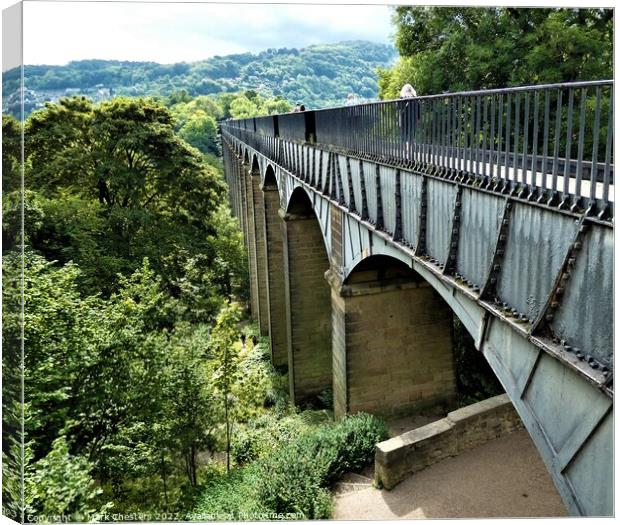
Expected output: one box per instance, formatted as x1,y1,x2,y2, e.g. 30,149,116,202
23,0,394,65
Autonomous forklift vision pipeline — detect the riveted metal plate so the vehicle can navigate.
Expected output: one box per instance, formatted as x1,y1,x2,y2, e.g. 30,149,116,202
496,204,579,321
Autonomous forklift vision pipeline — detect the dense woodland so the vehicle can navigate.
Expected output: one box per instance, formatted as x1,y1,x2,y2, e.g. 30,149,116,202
2,6,611,522
2,91,390,520
3,93,245,517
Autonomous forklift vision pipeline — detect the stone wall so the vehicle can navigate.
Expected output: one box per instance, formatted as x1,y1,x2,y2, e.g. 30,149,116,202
251,173,269,336
281,211,332,403
262,187,288,368
244,167,259,322
331,276,456,420
375,394,524,489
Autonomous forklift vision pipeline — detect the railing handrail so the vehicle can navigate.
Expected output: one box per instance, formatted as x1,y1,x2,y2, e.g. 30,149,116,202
221,80,614,123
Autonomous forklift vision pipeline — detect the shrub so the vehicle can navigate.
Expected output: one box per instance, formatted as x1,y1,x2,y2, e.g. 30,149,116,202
192,412,387,520
190,466,264,520
255,412,388,519
321,412,389,483
231,410,330,466
25,436,112,520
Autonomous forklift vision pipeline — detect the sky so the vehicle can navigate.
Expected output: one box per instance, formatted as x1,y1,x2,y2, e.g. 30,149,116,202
20,0,395,65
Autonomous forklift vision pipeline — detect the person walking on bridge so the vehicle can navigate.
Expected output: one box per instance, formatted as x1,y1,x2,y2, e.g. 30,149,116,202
399,84,418,161
345,93,358,106
400,83,417,98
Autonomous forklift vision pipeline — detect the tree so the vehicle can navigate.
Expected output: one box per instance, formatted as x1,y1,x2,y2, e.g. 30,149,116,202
26,96,223,211
24,436,110,521
2,249,25,522
2,115,21,192
229,96,260,119
216,93,238,119
209,303,243,472
10,252,97,460
260,97,293,115
178,113,219,155
168,95,223,128
379,7,613,98
205,203,249,301
163,324,217,487
24,97,226,297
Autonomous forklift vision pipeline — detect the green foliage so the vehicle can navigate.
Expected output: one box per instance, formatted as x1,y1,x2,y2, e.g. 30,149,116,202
168,96,222,155
2,439,24,522
178,113,219,155
4,247,263,515
24,436,110,520
229,95,260,119
2,114,21,192
1,246,24,521
231,410,330,466
169,95,224,122
379,7,612,98
225,93,293,119
189,466,266,520
193,413,388,520
209,302,243,472
26,96,223,213
7,252,100,458
160,323,218,489
2,39,400,519
18,96,241,314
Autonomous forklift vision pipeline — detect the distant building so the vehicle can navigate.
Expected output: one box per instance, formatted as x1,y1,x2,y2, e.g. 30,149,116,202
96,87,111,100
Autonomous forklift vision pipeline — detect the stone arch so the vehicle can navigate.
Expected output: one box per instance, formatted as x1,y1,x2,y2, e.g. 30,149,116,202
282,186,333,404
242,150,260,324
286,185,314,215
343,254,421,286
343,246,414,286
285,185,330,258
251,153,260,177
342,239,482,345
263,163,277,188
331,253,457,419
409,262,484,346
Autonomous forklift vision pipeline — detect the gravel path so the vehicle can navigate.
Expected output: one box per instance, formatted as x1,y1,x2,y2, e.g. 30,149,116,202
333,429,568,519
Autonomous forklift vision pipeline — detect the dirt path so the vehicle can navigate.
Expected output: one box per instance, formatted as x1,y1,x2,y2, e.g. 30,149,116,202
333,429,568,519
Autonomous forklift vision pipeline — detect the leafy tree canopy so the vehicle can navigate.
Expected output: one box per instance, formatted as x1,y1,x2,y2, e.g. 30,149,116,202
378,7,613,98
19,96,231,296
2,115,21,192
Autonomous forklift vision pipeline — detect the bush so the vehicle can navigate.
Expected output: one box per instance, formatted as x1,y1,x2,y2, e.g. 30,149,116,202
190,467,264,520
231,410,330,466
25,436,111,520
192,412,388,520
324,412,390,481
255,412,388,519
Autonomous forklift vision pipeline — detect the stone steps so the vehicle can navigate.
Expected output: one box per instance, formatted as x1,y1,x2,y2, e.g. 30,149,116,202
333,472,374,497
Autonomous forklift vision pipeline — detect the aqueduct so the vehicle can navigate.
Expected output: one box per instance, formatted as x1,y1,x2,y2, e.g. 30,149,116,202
221,81,613,516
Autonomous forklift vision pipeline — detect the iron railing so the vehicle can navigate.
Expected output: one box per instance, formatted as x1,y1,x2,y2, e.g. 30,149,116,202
221,80,614,215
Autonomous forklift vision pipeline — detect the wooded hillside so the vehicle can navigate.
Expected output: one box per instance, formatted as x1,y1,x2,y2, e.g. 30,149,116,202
3,41,396,117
